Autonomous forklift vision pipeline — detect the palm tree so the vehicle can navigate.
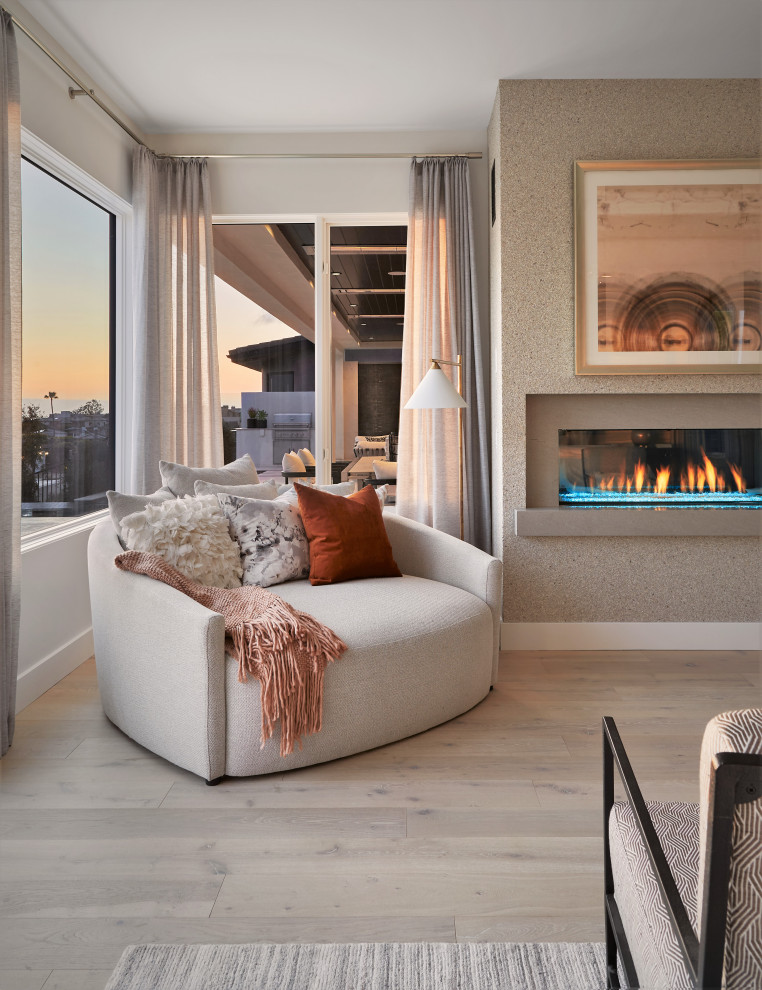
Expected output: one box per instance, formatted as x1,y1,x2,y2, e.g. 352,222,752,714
43,391,58,417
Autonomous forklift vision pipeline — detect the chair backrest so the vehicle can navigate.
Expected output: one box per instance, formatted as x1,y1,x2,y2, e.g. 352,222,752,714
698,709,762,986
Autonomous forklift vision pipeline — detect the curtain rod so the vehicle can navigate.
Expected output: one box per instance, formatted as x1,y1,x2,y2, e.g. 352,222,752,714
4,7,482,162
166,152,483,160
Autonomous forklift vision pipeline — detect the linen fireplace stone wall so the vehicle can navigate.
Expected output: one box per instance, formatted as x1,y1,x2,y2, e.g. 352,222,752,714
489,78,762,625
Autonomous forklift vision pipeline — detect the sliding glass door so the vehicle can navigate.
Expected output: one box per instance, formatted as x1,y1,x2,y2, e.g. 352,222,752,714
213,216,406,488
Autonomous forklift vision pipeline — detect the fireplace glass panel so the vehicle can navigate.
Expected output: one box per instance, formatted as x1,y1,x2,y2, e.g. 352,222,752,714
559,429,761,506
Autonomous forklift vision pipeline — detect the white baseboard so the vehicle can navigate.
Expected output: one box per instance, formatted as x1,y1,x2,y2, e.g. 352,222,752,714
501,622,761,652
15,627,94,713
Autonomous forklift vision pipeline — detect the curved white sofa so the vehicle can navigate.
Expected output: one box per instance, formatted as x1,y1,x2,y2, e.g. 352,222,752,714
88,513,502,783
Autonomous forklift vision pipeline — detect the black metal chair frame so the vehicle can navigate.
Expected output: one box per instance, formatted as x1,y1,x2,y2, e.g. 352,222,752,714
281,466,316,483
358,476,397,504
359,477,393,488
602,716,761,990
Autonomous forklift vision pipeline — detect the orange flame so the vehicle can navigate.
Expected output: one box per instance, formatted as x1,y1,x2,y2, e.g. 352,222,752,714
729,463,746,493
587,454,748,496
701,449,717,493
634,461,646,493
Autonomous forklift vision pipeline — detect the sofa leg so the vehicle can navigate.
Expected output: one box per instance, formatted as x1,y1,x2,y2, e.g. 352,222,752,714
205,775,224,786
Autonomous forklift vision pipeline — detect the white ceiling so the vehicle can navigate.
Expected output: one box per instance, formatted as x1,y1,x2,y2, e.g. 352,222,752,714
20,0,762,134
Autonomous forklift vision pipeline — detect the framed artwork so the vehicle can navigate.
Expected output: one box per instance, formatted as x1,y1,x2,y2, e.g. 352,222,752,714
574,159,762,374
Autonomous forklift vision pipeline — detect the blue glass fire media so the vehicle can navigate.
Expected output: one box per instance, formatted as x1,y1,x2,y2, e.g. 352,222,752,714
558,428,761,509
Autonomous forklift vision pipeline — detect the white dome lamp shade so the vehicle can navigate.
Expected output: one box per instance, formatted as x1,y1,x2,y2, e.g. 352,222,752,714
404,359,466,410
404,357,466,540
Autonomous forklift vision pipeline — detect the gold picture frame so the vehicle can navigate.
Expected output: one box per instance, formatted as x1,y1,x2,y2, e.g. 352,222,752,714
574,159,762,374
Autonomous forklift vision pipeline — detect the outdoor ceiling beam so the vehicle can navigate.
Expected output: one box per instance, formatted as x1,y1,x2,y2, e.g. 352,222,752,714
347,314,404,319
305,245,406,255
333,288,405,294
265,223,315,284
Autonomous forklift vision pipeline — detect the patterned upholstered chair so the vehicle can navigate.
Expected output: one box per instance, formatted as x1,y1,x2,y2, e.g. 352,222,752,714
603,710,762,989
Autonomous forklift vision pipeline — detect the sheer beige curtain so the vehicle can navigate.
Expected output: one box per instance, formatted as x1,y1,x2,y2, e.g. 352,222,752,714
397,157,491,551
131,148,223,493
0,10,21,756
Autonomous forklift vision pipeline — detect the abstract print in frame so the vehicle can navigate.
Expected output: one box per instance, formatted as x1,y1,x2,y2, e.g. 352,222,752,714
574,159,762,374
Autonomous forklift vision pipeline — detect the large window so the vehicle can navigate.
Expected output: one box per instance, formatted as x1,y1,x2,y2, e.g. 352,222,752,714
20,157,115,537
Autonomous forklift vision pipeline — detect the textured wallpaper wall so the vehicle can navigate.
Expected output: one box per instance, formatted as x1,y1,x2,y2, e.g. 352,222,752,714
489,79,761,624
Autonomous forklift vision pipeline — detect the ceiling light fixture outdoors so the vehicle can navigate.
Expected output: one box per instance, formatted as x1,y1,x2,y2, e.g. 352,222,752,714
388,271,405,276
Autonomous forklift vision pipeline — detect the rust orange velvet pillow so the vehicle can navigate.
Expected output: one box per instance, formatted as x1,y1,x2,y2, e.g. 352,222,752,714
295,483,402,586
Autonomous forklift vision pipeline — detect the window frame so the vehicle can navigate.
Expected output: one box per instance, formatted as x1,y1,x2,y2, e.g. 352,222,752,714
20,127,132,553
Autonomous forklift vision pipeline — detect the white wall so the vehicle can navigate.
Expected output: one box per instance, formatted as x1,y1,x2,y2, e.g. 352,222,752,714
17,526,94,711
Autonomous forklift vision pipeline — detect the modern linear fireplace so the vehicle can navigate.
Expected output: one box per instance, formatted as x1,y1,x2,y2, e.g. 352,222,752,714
517,394,761,537
559,428,761,508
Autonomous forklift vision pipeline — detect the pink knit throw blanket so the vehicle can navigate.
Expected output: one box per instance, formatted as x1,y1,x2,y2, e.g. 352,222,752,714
114,551,347,756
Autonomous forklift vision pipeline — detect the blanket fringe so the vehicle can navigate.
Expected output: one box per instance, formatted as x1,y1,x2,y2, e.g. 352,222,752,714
232,594,345,756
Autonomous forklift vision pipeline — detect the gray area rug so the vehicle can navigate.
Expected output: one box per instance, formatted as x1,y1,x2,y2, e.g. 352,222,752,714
106,941,606,989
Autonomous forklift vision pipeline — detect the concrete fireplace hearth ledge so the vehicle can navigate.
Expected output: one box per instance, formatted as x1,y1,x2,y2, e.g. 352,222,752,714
515,508,761,538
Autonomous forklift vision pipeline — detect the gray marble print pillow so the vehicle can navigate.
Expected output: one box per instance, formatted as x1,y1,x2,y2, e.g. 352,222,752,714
216,493,310,588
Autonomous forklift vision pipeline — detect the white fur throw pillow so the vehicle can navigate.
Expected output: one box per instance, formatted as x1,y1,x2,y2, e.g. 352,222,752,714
297,448,316,466
216,493,310,588
120,495,243,589
106,487,176,548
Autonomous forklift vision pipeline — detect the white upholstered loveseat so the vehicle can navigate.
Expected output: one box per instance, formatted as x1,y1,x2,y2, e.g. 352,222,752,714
88,512,502,783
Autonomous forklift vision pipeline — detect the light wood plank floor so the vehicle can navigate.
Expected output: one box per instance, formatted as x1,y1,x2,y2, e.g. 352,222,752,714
1,649,759,988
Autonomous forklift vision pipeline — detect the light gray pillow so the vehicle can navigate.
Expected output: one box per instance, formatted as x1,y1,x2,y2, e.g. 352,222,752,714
216,493,310,588
107,487,176,547
194,479,279,500
160,453,259,497
277,480,356,505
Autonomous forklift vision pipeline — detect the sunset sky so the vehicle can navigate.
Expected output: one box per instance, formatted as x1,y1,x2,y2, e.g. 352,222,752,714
21,157,295,415
215,276,297,409
21,158,111,414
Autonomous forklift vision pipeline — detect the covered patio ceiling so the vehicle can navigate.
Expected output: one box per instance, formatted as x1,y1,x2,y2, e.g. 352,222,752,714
213,222,406,351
